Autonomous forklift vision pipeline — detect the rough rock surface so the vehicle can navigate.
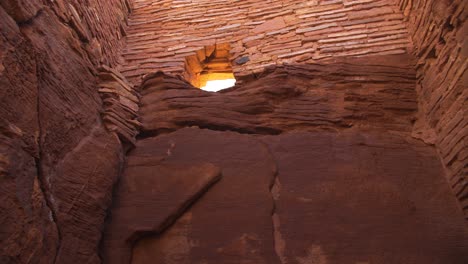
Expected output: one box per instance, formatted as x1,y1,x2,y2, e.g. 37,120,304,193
52,126,123,263
0,1,131,263
0,122,58,264
139,55,417,136
1,0,467,263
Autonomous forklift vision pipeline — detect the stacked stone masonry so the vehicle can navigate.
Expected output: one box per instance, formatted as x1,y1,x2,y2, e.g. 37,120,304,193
98,65,141,147
1,0,467,263
122,0,412,85
398,0,468,218
44,0,133,67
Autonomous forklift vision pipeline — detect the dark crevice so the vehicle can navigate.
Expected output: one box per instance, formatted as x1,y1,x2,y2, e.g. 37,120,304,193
97,146,126,263
33,157,61,262
17,8,44,27
137,125,282,140
257,139,285,264
443,17,455,32
33,52,62,264
426,47,437,60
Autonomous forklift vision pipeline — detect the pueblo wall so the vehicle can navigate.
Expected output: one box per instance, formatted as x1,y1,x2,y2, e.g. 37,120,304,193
102,54,468,264
0,0,132,263
398,0,468,218
121,0,412,85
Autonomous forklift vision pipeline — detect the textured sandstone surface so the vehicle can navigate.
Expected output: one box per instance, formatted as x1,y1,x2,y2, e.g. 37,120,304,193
101,53,468,263
139,55,417,136
0,0,131,263
264,131,468,263
52,127,123,263
0,121,58,264
125,129,279,264
107,127,468,264
1,0,467,263
102,161,222,264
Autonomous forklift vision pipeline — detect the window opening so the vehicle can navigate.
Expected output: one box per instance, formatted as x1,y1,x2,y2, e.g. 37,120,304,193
184,43,236,92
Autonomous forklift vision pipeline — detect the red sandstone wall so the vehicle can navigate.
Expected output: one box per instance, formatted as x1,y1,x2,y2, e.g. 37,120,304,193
0,0,131,263
136,55,417,135
398,0,468,218
1,0,466,263
121,0,412,85
103,60,468,263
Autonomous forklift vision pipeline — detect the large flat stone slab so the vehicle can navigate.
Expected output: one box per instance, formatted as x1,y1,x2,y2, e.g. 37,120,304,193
102,150,222,264
128,127,279,264
106,127,468,264
262,130,468,264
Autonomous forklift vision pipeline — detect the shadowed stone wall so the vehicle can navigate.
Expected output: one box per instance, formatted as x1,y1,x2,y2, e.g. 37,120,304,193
398,0,468,218
0,0,132,262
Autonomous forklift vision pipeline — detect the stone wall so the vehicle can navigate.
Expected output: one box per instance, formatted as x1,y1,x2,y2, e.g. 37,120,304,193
398,0,468,218
102,54,468,263
1,0,466,263
122,0,412,85
0,0,132,263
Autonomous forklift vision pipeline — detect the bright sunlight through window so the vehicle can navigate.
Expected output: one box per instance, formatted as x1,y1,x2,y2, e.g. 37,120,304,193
200,79,236,92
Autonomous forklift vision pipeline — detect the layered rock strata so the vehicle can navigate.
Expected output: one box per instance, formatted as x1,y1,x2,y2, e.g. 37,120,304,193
138,55,417,136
